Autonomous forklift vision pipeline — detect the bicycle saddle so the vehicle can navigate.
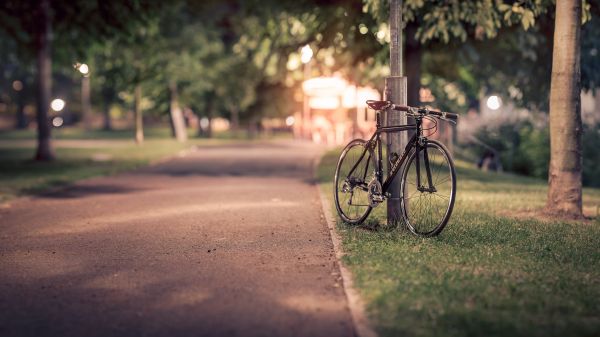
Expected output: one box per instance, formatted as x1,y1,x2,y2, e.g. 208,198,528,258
366,100,392,110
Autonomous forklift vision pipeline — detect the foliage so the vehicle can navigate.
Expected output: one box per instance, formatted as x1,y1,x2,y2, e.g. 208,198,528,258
362,0,598,112
0,1,162,63
468,119,600,187
2,0,599,134
582,123,600,187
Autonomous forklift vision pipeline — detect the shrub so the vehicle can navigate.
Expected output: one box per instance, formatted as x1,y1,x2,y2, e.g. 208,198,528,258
466,121,599,187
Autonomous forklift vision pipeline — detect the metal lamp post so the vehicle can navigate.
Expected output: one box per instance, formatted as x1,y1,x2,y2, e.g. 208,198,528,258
385,0,407,226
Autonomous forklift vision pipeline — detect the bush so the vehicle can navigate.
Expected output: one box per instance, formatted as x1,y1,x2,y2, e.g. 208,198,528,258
582,124,600,187
467,121,600,187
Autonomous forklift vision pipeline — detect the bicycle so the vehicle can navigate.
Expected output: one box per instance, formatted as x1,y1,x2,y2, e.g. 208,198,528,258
334,100,458,237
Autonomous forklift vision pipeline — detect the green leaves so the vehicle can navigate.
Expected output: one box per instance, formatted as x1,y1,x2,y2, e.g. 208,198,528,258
363,0,554,44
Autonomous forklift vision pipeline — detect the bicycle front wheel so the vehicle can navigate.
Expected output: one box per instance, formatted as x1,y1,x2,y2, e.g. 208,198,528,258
334,139,375,225
400,140,456,236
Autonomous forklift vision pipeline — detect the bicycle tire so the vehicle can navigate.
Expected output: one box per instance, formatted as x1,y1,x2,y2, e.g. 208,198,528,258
334,139,376,225
400,140,456,236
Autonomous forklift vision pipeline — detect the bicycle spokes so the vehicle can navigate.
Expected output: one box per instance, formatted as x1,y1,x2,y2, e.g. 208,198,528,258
402,142,455,236
334,140,374,223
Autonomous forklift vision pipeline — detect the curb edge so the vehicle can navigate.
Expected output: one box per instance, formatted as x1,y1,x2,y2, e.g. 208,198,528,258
314,155,378,337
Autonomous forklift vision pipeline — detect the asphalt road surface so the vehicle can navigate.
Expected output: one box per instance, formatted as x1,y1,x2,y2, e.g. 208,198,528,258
0,141,355,337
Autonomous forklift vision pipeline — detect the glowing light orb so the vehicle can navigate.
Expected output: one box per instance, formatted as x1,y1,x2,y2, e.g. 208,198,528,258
199,117,210,129
285,116,295,126
300,45,313,64
50,98,65,112
78,63,89,75
486,95,501,110
52,116,64,127
358,24,368,35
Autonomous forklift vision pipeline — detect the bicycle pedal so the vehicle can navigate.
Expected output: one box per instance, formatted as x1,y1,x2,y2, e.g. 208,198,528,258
371,194,384,202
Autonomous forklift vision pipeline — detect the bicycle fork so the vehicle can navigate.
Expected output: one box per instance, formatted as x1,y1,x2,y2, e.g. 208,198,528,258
415,140,436,193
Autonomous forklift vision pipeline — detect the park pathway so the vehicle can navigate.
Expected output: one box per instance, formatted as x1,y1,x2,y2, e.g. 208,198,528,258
0,141,355,337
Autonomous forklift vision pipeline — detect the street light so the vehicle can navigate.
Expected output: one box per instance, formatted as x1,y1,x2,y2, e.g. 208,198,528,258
78,63,89,76
51,98,65,112
75,62,91,129
486,95,501,110
300,45,313,139
301,45,313,64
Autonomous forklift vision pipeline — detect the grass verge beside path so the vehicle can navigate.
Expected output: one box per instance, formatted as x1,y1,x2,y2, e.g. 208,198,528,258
0,135,222,203
318,148,600,337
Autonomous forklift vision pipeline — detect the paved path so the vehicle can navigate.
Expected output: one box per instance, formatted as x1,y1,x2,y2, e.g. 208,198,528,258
0,141,355,337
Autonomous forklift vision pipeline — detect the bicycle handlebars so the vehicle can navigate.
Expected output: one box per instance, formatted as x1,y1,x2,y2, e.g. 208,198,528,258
365,100,458,122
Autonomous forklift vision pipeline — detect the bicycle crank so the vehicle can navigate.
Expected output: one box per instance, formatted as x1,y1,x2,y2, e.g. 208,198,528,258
367,178,384,207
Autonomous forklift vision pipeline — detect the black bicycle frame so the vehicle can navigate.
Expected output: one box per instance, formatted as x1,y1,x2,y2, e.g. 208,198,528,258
346,112,436,195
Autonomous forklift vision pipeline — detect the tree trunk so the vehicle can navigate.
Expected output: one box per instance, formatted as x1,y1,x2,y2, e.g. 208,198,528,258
103,101,112,131
404,23,420,144
134,84,144,144
81,75,92,130
405,24,421,107
546,0,583,217
247,116,259,139
169,81,187,142
15,84,27,129
230,105,239,136
101,89,114,130
34,0,54,161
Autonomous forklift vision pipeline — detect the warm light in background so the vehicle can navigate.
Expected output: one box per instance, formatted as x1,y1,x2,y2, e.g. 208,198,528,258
358,24,368,35
342,85,357,109
303,77,380,111
487,95,501,110
50,98,65,112
199,117,210,130
74,62,90,76
286,54,301,71
78,63,89,75
12,80,23,91
302,76,347,97
52,116,64,127
356,87,381,107
309,96,340,110
300,45,313,64
285,116,295,126
419,88,435,103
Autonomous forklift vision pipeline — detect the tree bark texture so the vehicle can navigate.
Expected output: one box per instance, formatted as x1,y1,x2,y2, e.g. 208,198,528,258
404,22,419,142
134,84,144,144
34,0,54,161
405,23,421,107
546,0,583,217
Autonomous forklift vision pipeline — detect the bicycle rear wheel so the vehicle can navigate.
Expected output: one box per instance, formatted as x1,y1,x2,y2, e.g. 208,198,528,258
334,139,375,225
400,140,456,236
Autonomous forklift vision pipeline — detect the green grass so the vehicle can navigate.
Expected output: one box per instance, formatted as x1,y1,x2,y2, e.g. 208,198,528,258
318,149,600,337
0,128,234,203
0,126,178,140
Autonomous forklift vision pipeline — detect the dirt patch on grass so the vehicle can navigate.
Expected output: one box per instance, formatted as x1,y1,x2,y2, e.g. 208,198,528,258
497,208,598,225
